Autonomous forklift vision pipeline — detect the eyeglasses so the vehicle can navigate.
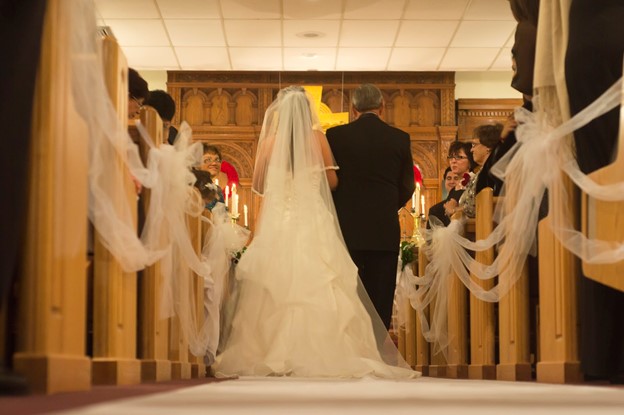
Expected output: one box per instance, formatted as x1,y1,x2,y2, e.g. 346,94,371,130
471,142,483,148
447,155,468,161
203,157,221,164
130,95,143,108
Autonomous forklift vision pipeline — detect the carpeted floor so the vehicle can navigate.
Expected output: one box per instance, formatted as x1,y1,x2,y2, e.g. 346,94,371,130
9,377,621,415
0,378,220,415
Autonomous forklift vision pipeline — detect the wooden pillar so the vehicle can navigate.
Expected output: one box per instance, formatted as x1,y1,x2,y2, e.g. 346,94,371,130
135,108,172,382
415,248,430,375
91,35,141,386
13,0,91,393
404,302,417,368
497,261,532,381
468,189,496,379
187,208,206,378
446,271,469,379
536,178,581,383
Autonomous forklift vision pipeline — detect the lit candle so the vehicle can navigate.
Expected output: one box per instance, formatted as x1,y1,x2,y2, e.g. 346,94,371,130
411,193,416,211
232,183,237,195
421,195,426,215
244,204,248,227
225,185,229,208
234,194,239,215
414,182,421,215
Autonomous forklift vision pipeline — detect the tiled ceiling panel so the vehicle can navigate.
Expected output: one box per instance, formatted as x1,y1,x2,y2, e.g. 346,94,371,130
96,0,518,71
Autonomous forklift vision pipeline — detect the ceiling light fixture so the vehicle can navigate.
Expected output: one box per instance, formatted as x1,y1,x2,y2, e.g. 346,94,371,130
302,53,318,58
296,31,325,39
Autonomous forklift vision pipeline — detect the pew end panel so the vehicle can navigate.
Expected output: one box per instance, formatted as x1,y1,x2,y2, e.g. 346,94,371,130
14,0,91,394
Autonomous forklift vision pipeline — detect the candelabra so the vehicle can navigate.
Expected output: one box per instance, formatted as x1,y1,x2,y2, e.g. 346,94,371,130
410,209,426,247
230,212,240,225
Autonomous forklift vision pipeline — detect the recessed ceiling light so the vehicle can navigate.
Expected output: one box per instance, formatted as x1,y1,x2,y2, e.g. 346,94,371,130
296,31,325,39
302,53,318,58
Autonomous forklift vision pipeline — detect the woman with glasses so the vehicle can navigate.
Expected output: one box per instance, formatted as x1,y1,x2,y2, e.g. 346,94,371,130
200,145,226,211
444,124,503,218
427,141,475,227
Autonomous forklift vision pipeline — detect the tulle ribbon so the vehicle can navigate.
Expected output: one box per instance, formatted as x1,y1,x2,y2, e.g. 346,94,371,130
397,77,623,355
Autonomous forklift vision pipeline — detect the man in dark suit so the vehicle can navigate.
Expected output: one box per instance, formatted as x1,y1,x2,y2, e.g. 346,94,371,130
327,84,415,329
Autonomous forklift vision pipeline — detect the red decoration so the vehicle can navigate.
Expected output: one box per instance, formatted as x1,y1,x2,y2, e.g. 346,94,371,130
461,172,471,187
220,160,240,189
413,164,423,186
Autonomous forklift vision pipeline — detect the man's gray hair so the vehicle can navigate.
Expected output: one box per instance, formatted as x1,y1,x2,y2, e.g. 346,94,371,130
352,84,383,112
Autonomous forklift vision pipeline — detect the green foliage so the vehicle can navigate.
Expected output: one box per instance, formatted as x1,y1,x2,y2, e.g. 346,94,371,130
231,246,247,265
400,241,416,270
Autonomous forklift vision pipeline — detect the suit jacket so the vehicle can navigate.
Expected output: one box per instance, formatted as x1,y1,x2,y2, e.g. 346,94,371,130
327,113,414,253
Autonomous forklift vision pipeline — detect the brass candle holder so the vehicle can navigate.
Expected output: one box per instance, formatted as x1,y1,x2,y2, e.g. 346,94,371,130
230,212,240,225
411,208,426,247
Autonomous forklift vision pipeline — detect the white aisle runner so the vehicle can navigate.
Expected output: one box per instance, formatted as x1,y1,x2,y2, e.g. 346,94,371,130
53,377,624,415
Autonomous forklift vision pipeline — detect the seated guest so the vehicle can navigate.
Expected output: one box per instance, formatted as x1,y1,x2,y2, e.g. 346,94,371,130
427,141,475,227
191,168,218,209
200,145,226,210
145,89,178,145
128,68,149,120
444,124,503,218
442,166,461,200
127,68,149,194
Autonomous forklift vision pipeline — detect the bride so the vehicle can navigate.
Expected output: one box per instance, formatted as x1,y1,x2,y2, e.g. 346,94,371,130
212,86,418,379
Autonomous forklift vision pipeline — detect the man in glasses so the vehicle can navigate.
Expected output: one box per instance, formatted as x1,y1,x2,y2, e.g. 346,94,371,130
128,68,149,120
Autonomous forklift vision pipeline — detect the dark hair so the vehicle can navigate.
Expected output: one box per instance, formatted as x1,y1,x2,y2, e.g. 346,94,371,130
202,144,222,159
191,169,216,201
474,123,504,150
443,166,453,178
128,68,149,101
167,125,178,145
448,141,476,171
145,90,175,121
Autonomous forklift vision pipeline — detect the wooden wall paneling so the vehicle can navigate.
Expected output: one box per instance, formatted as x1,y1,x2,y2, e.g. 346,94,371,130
457,99,522,141
13,0,91,393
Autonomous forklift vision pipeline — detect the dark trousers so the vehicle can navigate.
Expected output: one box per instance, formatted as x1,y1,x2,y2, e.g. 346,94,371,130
348,250,398,330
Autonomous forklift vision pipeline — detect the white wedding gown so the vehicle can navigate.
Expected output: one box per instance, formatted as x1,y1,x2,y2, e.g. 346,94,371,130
212,86,417,379
213,170,417,379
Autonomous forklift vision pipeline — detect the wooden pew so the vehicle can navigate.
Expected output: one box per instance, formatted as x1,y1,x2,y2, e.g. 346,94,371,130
13,0,91,393
581,78,624,291
90,35,141,386
536,171,581,384
133,107,172,382
187,208,207,378
415,247,430,375
445,215,472,379
468,189,496,379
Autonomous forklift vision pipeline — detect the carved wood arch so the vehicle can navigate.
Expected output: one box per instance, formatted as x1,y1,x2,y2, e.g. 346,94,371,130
209,141,255,179
232,88,258,126
388,90,413,127
182,88,209,126
413,90,441,127
206,88,233,126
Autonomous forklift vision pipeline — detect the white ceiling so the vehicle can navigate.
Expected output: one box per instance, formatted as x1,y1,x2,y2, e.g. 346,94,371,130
95,0,517,72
